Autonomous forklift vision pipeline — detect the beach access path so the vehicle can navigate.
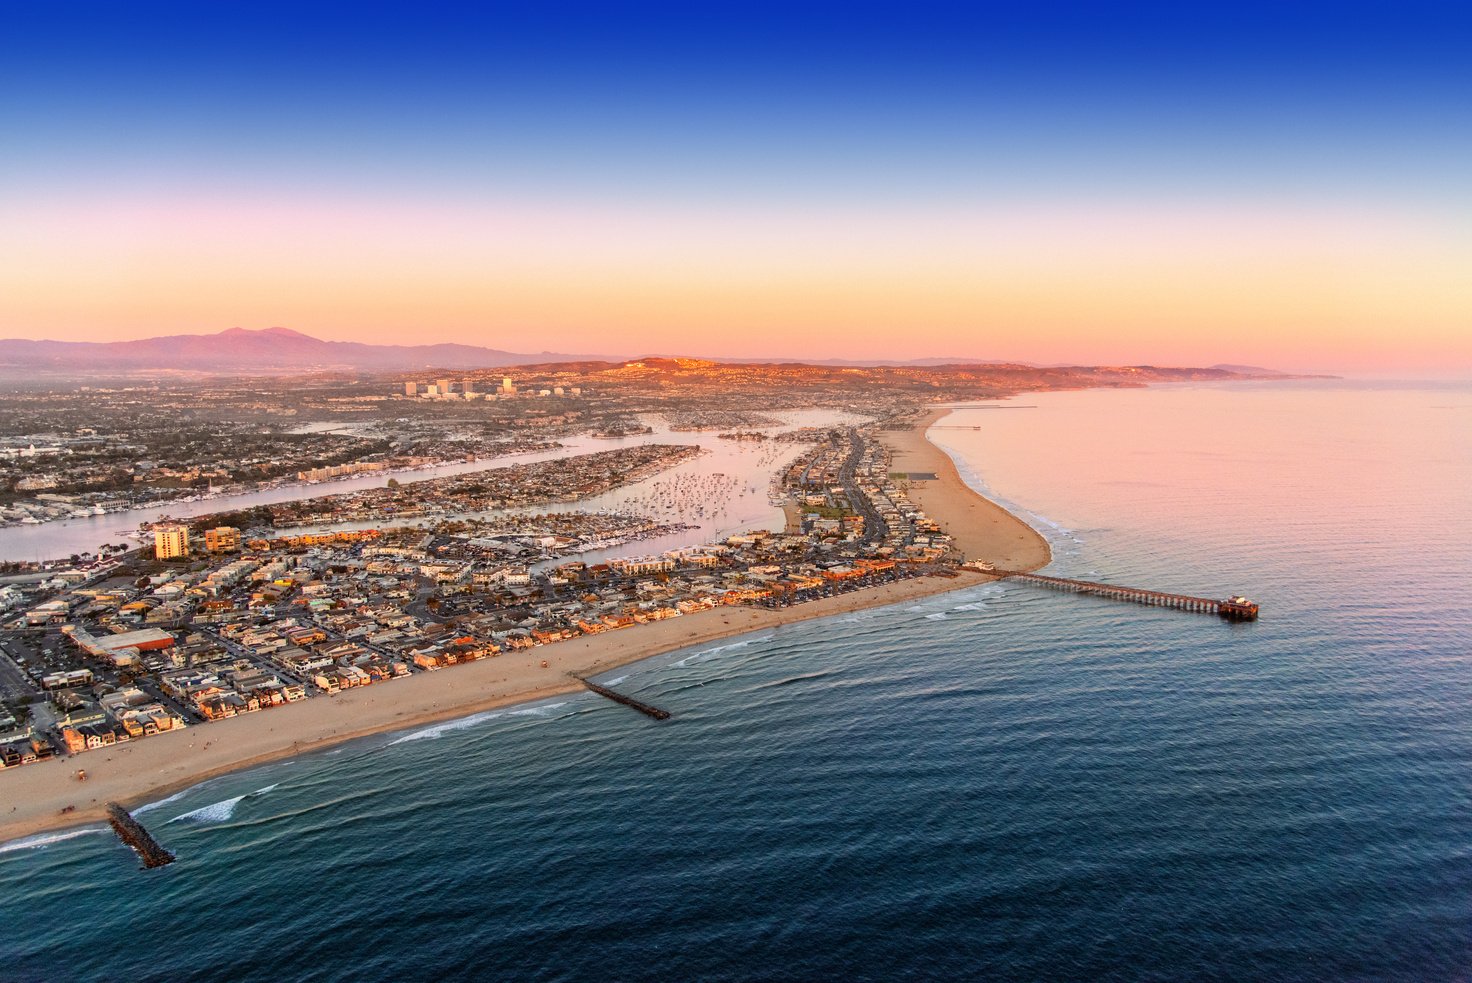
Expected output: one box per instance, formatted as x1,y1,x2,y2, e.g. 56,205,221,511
0,407,1049,845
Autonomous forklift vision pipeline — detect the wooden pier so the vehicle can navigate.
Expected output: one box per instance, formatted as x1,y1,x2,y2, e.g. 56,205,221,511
105,802,175,868
999,571,1260,620
575,677,672,720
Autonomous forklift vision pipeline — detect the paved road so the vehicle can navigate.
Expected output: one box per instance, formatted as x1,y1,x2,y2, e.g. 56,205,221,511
837,429,888,546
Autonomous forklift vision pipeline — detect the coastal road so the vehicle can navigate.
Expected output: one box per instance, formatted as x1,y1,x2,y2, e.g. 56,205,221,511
837,430,887,546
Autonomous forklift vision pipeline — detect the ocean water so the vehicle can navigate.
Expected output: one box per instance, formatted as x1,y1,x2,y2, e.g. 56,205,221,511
2,382,1469,982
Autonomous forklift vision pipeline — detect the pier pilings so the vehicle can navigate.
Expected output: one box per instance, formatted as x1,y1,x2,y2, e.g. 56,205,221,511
999,572,1259,620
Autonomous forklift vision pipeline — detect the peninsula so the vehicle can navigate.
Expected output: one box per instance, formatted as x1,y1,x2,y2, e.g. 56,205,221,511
0,409,1048,844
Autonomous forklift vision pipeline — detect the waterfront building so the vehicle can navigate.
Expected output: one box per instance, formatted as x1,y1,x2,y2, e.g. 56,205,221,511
203,526,242,553
154,524,190,560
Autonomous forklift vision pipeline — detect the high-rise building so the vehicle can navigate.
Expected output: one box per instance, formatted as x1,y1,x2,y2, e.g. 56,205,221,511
404,382,418,396
436,378,451,394
424,384,440,396
462,379,475,394
203,526,241,554
501,376,516,394
154,524,190,560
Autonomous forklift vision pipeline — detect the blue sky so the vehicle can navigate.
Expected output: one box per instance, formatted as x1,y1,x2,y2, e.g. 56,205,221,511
6,0,1467,197
2,1,1468,372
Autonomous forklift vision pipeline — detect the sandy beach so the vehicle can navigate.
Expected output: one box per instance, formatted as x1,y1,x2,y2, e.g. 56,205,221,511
0,408,1049,845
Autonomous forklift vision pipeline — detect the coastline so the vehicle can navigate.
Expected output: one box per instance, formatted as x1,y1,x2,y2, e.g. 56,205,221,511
0,407,1050,846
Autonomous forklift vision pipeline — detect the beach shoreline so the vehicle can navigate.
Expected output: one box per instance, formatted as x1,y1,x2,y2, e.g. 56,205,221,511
0,407,1050,846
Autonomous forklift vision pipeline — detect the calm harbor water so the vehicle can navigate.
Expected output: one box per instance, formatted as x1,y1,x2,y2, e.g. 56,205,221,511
2,382,1468,981
0,408,858,563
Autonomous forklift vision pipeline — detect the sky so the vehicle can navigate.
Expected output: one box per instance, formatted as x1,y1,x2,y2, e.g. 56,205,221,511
1,1,1469,375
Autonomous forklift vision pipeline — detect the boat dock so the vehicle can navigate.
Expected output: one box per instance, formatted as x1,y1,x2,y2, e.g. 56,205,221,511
574,676,672,720
105,802,175,868
999,571,1260,620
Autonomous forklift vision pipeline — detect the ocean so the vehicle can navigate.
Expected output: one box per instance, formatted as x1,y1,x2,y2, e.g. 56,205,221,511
2,381,1468,982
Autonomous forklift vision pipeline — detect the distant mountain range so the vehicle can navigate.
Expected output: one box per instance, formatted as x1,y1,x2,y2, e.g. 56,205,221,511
1206,363,1289,376
0,326,1294,377
0,327,619,374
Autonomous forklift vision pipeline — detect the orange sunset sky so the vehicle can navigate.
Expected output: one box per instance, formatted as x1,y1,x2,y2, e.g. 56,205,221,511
3,6,1469,376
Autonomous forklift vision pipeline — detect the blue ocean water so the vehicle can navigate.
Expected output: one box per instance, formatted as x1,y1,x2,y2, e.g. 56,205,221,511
2,383,1469,982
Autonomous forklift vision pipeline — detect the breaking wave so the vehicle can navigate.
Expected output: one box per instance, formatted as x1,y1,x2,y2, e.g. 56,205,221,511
669,635,772,668
387,702,568,746
0,827,107,854
168,783,279,824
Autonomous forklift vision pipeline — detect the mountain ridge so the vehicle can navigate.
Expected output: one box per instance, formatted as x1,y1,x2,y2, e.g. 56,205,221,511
0,327,619,373
0,327,1299,376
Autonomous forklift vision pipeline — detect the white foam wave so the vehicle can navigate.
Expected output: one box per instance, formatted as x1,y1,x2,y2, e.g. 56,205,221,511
951,603,985,611
924,612,948,620
386,701,567,746
170,795,245,824
388,709,505,745
0,827,107,854
1031,513,1073,534
505,702,568,718
670,635,771,668
168,783,279,824
133,789,188,816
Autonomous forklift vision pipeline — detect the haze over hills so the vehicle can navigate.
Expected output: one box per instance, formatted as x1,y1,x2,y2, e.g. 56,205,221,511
0,327,623,374
0,326,1298,377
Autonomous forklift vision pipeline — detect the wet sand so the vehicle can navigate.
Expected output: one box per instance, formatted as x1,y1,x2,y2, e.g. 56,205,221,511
0,408,1049,845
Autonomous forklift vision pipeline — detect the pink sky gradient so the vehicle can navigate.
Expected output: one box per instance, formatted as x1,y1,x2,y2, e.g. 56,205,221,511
2,192,1467,375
